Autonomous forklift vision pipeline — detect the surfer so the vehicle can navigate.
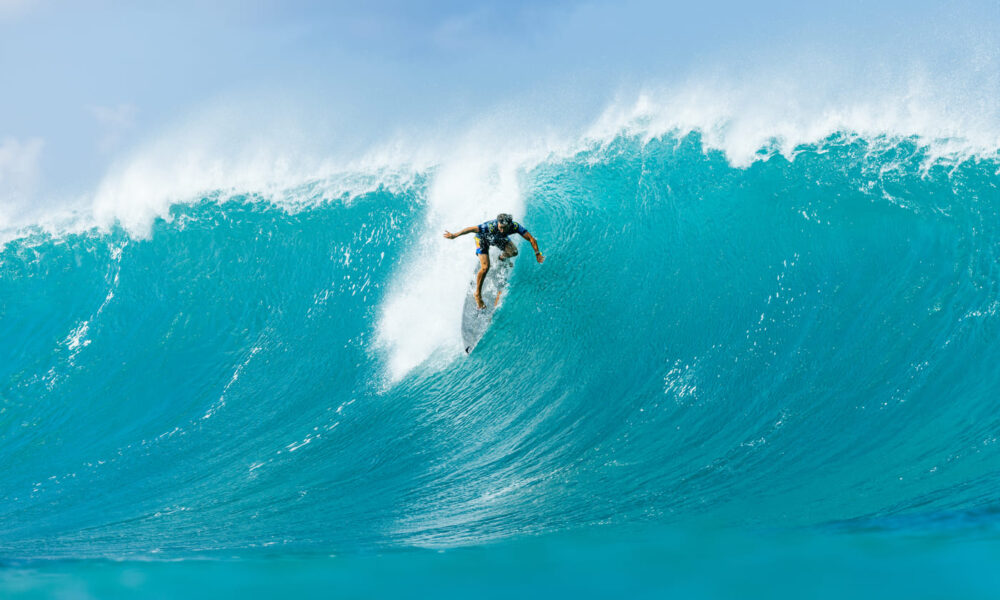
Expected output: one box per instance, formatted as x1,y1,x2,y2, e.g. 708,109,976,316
443,213,545,309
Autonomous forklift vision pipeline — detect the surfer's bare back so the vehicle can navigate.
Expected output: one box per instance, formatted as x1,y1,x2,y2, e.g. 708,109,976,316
443,213,545,309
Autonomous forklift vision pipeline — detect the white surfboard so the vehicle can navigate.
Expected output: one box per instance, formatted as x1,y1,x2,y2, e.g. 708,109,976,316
461,258,512,354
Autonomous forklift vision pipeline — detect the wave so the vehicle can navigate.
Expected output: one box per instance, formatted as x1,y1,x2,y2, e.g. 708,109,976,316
2,127,1000,561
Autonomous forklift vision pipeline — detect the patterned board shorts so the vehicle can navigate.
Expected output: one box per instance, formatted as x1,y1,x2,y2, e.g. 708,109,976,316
474,234,512,255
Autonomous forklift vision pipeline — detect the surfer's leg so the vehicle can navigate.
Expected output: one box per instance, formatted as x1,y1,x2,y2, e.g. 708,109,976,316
499,240,518,261
475,253,490,309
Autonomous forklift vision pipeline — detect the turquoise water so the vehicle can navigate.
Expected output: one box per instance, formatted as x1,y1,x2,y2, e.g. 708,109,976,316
3,132,1000,596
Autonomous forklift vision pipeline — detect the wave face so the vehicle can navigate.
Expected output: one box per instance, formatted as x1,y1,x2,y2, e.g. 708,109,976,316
3,132,1000,560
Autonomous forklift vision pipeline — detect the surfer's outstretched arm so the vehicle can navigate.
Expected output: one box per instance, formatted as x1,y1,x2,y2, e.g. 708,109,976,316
443,227,477,239
521,231,545,263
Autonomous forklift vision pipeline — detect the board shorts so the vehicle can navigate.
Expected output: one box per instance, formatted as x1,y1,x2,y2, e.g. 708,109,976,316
475,234,512,255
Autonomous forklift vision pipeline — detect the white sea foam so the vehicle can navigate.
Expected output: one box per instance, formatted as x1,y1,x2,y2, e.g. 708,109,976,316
584,68,1000,168
374,129,548,382
89,106,392,236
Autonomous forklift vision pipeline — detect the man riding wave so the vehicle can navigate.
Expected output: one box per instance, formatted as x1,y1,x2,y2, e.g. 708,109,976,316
443,213,545,309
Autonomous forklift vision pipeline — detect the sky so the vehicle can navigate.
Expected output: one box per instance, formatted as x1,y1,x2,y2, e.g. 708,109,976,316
1,0,998,224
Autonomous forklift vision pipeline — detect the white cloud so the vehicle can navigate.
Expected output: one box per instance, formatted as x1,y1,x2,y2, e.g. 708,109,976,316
88,103,138,152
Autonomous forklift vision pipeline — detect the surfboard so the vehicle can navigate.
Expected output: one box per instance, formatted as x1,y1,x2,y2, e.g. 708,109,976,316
461,258,512,354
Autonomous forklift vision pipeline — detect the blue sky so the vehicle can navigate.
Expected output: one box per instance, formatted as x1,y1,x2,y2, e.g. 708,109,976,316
1,0,997,211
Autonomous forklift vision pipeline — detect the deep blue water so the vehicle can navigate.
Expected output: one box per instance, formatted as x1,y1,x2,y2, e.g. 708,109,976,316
3,132,1000,597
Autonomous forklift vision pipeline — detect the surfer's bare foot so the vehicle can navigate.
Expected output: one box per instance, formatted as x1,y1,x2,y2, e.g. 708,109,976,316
474,294,486,310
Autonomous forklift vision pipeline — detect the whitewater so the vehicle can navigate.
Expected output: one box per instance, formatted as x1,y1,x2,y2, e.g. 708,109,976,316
4,85,1000,597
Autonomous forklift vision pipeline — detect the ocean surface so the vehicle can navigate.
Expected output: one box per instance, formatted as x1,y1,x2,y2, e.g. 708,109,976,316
3,129,1000,597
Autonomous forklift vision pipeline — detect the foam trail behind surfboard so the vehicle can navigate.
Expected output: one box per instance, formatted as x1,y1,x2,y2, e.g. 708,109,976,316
376,150,526,379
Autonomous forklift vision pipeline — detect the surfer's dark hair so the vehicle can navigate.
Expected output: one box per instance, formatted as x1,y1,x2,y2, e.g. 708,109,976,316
497,213,513,225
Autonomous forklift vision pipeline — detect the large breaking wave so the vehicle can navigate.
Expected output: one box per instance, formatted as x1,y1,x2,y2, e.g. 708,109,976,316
3,121,1000,561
